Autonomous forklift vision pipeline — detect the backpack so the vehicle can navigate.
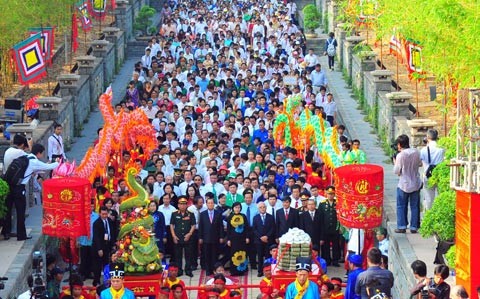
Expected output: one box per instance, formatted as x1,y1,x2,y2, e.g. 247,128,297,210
327,39,336,56
3,155,34,186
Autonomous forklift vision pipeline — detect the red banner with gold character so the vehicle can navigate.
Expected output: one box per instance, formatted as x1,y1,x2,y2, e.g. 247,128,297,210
334,164,384,229
42,177,91,238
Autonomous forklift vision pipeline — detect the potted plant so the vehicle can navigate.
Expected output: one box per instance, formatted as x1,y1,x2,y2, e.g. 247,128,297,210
302,4,320,38
133,6,157,38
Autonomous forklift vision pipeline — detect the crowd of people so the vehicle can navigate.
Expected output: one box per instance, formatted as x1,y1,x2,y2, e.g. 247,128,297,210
0,0,462,297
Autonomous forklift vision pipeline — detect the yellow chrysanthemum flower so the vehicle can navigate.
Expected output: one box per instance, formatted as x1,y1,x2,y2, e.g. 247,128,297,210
232,251,246,266
231,215,244,227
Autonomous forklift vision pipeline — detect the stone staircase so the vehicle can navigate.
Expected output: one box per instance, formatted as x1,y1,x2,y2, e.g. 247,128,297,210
127,39,149,58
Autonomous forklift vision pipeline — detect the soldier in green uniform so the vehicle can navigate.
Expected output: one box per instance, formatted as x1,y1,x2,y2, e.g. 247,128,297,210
170,196,196,277
319,186,340,267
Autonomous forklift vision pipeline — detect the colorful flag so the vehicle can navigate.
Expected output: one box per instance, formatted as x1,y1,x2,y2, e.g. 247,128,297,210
90,0,107,20
72,12,79,53
77,0,93,32
28,27,55,64
405,40,423,74
11,33,47,85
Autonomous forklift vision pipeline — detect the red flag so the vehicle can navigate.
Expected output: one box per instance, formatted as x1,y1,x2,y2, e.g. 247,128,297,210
72,12,79,53
111,0,116,10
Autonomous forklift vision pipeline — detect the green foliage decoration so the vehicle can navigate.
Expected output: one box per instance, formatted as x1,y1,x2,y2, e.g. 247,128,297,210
134,6,157,36
0,179,9,219
445,244,456,268
302,4,320,32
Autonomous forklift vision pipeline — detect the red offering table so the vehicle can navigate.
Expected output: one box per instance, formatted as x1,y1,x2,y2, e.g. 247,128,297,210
123,273,163,299
271,266,323,296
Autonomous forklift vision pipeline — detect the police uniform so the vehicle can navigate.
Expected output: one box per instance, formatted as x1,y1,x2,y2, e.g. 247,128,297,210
170,198,196,276
318,186,340,266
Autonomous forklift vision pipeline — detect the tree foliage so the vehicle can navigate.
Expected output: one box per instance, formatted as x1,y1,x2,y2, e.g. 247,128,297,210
0,0,75,89
373,0,480,88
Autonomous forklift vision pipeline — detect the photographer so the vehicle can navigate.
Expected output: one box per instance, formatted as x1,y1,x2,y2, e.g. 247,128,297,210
409,260,428,299
420,129,445,210
393,135,422,234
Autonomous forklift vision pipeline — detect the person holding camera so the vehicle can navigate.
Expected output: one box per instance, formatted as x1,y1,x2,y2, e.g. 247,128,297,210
409,260,428,299
420,129,445,211
393,135,422,234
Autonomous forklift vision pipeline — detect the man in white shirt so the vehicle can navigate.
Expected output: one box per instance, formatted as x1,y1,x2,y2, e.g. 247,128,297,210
420,129,445,210
323,93,337,127
304,49,320,72
203,172,226,204
47,123,66,162
15,144,59,241
141,99,159,121
141,48,153,69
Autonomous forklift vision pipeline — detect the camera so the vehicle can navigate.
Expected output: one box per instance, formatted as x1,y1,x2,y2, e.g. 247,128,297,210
420,289,429,299
32,251,48,299
390,143,399,162
0,276,7,290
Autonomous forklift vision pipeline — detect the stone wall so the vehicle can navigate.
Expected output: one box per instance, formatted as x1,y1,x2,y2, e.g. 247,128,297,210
351,53,376,92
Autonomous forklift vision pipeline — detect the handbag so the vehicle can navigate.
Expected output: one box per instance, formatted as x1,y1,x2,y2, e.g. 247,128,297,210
425,146,436,178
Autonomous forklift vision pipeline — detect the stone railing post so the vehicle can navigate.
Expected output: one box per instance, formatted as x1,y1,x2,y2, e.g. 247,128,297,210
407,119,438,148
344,36,364,80
335,23,347,69
57,74,81,98
36,97,63,122
386,91,414,142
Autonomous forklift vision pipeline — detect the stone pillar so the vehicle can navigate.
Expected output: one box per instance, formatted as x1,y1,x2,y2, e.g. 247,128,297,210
76,55,96,76
115,0,129,33
327,0,339,34
407,119,437,148
371,70,393,92
344,36,364,80
36,97,63,122
103,27,121,44
91,40,110,58
386,91,413,142
335,23,347,69
57,74,81,98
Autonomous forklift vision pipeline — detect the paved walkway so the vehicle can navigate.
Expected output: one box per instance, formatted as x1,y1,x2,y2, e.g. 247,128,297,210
319,54,443,280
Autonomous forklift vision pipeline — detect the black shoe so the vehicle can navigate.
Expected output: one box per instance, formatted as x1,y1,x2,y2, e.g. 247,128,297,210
332,262,340,267
394,229,406,233
17,236,32,241
9,233,17,237
410,229,418,234
2,235,10,240
185,272,194,277
257,273,263,277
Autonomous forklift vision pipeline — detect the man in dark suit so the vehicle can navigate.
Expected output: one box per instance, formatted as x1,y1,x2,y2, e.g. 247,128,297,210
275,196,299,242
299,199,323,249
252,201,275,277
92,206,116,286
198,198,225,276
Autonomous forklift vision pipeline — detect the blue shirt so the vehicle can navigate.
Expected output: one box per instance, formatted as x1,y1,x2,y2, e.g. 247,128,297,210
346,268,364,299
241,202,259,226
196,78,209,92
100,288,135,299
78,212,99,246
285,280,320,299
253,128,268,143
